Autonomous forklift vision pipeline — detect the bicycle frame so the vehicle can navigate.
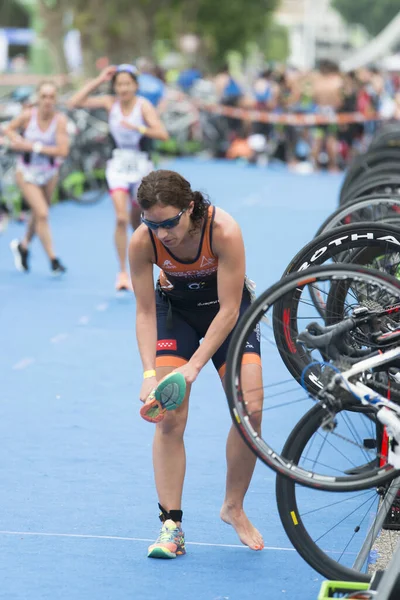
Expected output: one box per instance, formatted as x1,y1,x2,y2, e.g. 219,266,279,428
337,345,400,468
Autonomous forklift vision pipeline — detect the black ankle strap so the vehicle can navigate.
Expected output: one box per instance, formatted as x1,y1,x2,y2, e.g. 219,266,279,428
158,503,183,523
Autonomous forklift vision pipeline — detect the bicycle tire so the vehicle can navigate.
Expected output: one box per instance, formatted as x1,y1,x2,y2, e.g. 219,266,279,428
340,150,400,204
341,161,400,197
281,221,400,346
340,176,400,206
370,124,400,150
225,263,400,491
284,222,400,278
276,401,378,582
315,195,400,237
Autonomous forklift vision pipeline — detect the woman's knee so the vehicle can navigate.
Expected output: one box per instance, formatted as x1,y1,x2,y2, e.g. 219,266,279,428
116,212,129,228
238,364,263,432
155,408,187,437
247,398,263,432
35,208,49,222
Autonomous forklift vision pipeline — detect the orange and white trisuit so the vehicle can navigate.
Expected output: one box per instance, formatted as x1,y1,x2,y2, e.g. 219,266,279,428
149,206,261,378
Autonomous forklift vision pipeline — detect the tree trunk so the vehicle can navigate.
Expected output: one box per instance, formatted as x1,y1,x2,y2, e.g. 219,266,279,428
37,0,69,74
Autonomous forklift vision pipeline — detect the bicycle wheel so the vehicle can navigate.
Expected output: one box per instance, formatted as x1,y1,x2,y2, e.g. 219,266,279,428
315,195,400,237
283,222,400,319
340,149,400,202
340,160,400,205
225,263,400,491
341,176,400,206
276,401,399,582
370,123,400,150
281,233,400,383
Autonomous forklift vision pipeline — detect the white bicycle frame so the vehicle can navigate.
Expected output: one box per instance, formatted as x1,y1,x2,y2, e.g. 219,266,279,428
338,345,400,468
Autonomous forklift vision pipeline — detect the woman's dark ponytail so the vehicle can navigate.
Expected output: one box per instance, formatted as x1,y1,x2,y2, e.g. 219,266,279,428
191,190,210,226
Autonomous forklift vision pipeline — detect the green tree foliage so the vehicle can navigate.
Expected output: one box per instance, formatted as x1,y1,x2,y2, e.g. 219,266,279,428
0,0,30,27
36,0,158,75
36,0,279,75
264,22,289,62
333,0,400,37
196,0,279,67
158,0,279,69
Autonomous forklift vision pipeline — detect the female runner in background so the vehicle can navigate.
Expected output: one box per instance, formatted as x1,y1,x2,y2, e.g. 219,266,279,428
68,64,169,291
6,80,69,274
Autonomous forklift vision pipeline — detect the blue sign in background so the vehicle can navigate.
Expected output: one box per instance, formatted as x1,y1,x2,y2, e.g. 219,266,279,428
1,28,35,45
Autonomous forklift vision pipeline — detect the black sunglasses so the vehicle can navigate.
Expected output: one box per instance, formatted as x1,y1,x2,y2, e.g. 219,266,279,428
141,209,187,231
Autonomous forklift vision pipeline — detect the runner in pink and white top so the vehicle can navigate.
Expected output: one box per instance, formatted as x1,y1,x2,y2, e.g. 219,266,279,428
68,64,169,292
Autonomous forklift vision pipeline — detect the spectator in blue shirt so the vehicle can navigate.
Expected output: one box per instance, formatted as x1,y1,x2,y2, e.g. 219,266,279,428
137,58,166,108
177,67,202,93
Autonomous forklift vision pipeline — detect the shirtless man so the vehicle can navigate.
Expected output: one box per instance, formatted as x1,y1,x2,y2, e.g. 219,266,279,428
311,60,344,171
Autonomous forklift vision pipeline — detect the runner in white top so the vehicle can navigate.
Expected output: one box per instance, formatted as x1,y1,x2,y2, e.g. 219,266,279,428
68,64,169,292
5,81,69,275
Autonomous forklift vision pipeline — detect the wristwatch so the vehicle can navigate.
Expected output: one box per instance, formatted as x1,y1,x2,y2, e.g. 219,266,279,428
33,141,44,154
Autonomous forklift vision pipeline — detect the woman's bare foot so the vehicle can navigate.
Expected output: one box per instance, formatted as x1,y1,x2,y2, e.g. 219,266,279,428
220,504,264,551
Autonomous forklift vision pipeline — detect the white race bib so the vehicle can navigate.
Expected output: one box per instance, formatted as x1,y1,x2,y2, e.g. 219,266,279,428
109,149,151,183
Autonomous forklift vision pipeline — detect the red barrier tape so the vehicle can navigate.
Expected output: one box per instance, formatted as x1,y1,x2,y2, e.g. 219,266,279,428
0,75,391,126
193,100,385,126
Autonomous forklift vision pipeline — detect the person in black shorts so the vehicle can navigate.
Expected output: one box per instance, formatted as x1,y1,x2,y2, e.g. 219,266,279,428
129,169,263,559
